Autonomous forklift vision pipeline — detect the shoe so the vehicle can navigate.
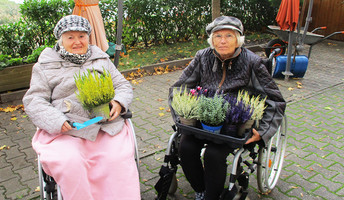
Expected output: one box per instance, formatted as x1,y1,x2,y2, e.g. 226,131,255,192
195,191,205,200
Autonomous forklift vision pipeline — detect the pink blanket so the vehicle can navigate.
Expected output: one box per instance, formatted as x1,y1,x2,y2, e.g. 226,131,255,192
33,121,140,200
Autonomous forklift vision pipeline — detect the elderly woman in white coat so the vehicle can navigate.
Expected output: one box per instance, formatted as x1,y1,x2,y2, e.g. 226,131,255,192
23,15,140,200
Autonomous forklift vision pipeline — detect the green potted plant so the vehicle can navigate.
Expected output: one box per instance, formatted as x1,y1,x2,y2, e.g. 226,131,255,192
198,94,229,134
74,68,115,120
171,87,200,126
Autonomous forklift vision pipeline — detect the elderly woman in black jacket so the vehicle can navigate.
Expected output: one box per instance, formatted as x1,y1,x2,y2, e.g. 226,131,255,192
169,16,286,200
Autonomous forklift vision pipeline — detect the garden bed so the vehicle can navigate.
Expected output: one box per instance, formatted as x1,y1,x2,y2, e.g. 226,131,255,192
0,63,33,93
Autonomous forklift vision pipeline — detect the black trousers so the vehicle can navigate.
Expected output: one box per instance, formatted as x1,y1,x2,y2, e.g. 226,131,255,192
178,134,234,200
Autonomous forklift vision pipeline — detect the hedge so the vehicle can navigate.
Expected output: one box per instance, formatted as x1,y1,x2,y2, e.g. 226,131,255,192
0,0,278,69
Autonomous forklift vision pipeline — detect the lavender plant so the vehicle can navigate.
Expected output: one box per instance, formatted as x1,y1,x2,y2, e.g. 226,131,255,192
224,94,253,125
198,94,229,126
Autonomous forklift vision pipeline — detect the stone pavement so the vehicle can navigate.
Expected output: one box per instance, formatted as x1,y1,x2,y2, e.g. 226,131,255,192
0,39,343,200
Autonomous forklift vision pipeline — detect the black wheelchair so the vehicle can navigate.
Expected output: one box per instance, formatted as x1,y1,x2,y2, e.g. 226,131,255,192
155,50,287,200
36,111,139,200
155,112,287,200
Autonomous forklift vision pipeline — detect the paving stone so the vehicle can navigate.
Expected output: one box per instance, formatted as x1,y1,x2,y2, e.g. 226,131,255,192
7,155,31,171
0,166,18,182
309,174,342,193
0,40,344,200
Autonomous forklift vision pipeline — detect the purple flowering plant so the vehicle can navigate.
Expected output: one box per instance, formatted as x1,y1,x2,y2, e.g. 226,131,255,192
224,94,253,125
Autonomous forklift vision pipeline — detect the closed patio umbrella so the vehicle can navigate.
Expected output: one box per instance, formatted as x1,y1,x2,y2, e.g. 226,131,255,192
276,0,300,31
73,0,109,52
275,0,300,80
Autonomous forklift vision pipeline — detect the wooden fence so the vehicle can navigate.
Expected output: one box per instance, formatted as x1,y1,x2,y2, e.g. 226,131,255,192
301,0,344,41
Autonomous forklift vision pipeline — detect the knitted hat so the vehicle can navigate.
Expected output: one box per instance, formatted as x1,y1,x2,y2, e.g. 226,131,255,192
206,16,244,36
53,15,92,39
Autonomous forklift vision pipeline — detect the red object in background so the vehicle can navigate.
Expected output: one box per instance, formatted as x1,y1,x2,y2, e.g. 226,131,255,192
276,0,300,31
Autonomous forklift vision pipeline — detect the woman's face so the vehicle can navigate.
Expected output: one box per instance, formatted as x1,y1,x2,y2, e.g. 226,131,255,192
212,29,238,59
61,31,89,54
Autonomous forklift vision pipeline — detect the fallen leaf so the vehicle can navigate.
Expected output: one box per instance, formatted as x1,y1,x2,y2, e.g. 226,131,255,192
288,87,294,91
301,193,304,197
158,113,165,117
324,107,332,110
35,186,40,192
10,117,17,121
158,107,165,110
291,186,298,189
157,98,164,102
0,145,10,150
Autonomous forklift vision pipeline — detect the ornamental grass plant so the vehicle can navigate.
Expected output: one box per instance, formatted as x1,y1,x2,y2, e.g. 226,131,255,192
171,87,200,120
236,90,267,127
74,68,115,117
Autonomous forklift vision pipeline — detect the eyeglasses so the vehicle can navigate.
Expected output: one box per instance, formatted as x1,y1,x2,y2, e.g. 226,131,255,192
212,34,235,42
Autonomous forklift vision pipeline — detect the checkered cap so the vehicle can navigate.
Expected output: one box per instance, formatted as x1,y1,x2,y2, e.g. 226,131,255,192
54,15,92,39
206,16,244,36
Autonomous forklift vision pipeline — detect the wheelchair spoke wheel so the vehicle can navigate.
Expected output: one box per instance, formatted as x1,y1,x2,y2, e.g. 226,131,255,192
257,116,287,193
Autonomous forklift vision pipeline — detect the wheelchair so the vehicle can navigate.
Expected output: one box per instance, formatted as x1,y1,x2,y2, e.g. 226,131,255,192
155,112,287,200
36,112,140,200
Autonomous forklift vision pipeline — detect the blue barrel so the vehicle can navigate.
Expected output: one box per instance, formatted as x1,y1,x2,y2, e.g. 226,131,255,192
273,55,309,78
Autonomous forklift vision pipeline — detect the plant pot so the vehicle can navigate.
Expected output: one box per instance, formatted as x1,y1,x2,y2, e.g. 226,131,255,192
221,124,238,137
238,120,254,137
179,117,197,127
90,103,110,120
201,122,223,134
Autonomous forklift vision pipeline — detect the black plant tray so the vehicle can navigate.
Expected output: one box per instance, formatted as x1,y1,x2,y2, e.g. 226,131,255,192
175,122,251,149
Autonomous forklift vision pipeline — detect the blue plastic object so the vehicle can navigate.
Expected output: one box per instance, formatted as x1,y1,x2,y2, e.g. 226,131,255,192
273,55,309,78
201,123,223,134
73,116,103,130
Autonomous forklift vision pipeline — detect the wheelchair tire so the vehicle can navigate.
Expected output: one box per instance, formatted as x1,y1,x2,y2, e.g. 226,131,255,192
257,115,287,194
265,39,286,58
168,173,178,194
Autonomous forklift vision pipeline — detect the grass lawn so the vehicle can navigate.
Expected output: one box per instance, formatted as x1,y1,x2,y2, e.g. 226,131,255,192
116,32,275,72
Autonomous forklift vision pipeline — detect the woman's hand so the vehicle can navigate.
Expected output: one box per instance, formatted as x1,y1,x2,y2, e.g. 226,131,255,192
245,128,261,144
108,100,123,121
61,121,73,133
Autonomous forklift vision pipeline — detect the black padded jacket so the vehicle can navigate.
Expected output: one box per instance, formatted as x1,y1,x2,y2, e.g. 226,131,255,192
169,47,286,145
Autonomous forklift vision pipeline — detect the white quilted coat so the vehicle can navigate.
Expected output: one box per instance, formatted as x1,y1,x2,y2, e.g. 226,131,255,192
23,45,133,141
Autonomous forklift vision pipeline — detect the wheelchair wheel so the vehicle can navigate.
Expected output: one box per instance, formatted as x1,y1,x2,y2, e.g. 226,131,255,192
257,115,287,194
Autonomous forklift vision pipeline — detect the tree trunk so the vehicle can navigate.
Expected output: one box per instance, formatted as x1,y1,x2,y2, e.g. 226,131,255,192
212,0,221,20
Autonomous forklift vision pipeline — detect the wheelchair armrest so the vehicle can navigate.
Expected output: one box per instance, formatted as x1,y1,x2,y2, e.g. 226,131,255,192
122,110,132,119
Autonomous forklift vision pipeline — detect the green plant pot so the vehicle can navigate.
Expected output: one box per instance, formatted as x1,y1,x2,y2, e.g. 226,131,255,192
90,103,110,120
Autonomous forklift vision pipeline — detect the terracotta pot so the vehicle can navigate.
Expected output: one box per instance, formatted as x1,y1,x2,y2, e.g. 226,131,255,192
179,117,197,126
238,120,254,137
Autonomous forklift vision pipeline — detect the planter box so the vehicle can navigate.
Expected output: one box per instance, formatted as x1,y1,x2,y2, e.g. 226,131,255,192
0,64,33,93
